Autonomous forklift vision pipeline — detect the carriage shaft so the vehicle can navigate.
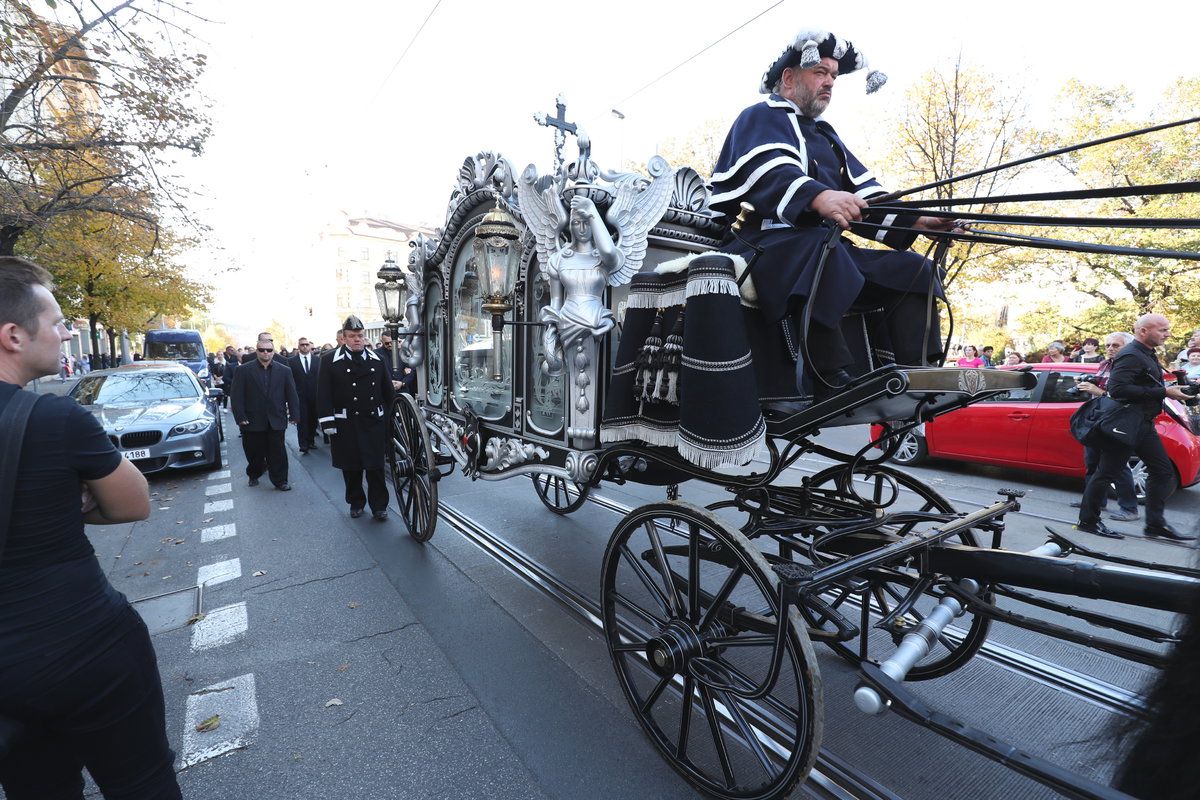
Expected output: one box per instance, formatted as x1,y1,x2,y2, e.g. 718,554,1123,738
929,546,1200,614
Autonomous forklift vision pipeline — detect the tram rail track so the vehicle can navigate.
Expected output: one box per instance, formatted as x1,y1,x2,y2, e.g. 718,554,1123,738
435,501,903,800
582,489,1148,719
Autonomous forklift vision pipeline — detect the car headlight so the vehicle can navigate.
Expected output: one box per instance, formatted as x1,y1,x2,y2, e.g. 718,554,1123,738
198,366,210,378
169,418,213,437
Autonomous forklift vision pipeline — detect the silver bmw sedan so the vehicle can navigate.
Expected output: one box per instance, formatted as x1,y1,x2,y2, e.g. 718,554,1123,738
70,362,225,474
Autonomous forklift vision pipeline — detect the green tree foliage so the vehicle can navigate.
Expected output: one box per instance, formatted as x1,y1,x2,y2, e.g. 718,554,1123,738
20,209,209,354
1047,78,1200,320
0,0,211,254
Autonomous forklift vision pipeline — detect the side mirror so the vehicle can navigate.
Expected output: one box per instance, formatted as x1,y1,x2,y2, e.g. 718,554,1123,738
207,387,224,398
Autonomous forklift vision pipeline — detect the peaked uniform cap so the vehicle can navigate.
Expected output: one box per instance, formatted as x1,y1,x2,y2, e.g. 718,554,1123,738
342,315,365,331
760,30,887,95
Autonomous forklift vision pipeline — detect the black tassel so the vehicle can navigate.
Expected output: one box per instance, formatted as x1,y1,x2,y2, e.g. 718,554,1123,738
657,309,685,404
634,310,663,402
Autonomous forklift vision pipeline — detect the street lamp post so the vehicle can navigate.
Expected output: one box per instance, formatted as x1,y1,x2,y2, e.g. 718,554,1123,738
375,256,406,376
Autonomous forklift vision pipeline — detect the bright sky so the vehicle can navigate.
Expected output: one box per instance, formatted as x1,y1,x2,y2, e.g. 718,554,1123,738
183,0,1198,328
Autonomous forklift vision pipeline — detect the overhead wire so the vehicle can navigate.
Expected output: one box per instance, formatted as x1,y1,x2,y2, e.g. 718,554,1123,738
607,0,789,113
369,0,444,104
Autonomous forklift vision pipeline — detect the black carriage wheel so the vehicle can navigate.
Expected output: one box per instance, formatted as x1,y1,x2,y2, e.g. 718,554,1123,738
388,393,438,542
601,501,822,800
531,473,591,515
796,463,991,681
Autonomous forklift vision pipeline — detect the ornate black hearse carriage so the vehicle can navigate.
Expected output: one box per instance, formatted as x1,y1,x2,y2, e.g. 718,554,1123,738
370,105,1200,800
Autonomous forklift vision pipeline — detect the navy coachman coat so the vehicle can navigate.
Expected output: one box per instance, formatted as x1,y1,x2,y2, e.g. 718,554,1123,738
709,94,941,328
315,345,395,471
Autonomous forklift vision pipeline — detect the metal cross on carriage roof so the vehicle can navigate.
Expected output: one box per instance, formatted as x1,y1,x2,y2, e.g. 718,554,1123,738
533,93,579,181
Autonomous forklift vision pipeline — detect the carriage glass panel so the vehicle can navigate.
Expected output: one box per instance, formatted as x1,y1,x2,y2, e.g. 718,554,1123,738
425,280,445,407
450,237,513,420
526,257,565,435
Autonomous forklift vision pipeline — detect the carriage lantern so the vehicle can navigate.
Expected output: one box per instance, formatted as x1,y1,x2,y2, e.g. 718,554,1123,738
472,203,522,379
375,255,405,372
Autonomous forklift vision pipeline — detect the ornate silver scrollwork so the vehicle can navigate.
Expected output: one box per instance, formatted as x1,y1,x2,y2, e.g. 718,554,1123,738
564,449,599,484
446,151,517,222
670,167,711,212
481,437,550,472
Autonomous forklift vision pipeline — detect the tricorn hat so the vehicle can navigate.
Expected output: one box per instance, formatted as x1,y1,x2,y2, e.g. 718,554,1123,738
342,314,365,332
760,30,886,95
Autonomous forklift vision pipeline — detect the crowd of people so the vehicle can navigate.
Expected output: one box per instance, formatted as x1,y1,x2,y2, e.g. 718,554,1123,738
948,328,1200,372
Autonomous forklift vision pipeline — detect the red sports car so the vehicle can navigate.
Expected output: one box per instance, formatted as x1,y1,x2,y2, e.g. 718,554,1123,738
871,363,1200,496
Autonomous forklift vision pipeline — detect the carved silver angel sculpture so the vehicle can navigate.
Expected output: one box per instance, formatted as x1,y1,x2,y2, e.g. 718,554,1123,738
400,233,436,368
517,156,675,375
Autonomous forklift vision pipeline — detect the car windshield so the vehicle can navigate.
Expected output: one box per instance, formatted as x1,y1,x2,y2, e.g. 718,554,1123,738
73,371,200,405
145,340,203,361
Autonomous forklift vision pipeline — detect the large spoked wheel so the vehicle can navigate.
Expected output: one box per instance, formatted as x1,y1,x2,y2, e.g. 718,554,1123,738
388,393,438,542
601,502,822,800
792,463,990,680
531,473,591,515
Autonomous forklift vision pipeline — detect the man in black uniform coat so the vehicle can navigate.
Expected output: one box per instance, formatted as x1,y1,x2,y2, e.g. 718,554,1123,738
229,336,300,490
288,337,320,453
375,333,416,396
1076,313,1195,540
317,316,395,520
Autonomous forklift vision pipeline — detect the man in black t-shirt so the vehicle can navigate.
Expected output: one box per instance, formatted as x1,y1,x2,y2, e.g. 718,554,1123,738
0,256,181,799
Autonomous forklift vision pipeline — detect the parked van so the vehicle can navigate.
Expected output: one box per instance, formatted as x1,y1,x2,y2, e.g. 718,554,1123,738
143,328,209,385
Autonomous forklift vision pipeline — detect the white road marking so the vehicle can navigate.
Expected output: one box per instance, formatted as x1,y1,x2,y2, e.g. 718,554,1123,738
201,523,236,543
198,558,242,588
205,483,232,496
180,673,259,769
204,499,233,514
208,470,231,480
191,602,248,652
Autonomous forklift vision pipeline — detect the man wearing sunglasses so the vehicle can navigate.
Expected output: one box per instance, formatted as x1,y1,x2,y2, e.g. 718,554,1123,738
229,334,300,490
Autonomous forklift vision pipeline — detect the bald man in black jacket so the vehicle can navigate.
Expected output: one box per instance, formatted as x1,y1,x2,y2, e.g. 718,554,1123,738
1076,314,1195,540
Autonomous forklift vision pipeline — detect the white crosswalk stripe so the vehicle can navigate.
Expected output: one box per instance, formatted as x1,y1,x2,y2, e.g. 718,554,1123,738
191,602,248,652
197,558,242,588
207,470,231,480
205,483,232,496
204,499,233,514
180,673,259,769
200,523,236,543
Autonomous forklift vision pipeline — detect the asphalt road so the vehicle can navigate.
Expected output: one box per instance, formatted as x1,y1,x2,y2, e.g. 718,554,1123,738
12,386,1197,799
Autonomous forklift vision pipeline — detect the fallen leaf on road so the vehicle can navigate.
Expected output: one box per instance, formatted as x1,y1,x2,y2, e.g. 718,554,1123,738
336,663,350,672
186,613,207,625
347,602,358,609
252,570,266,577
134,561,143,566
202,517,214,523
142,571,150,577
175,520,184,525
324,698,344,708
194,714,221,732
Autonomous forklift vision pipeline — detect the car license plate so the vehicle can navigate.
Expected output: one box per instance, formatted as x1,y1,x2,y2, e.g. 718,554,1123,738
122,449,151,460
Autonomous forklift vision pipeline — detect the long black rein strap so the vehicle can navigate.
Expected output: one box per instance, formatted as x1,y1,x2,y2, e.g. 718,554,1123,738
873,114,1200,202
873,180,1200,209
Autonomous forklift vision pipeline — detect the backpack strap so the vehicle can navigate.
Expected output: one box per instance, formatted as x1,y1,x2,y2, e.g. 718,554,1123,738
0,388,42,564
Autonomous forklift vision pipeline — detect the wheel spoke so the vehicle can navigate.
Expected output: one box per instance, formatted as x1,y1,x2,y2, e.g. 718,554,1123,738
699,684,736,789
619,543,673,618
644,521,685,618
706,634,776,649
639,675,671,715
716,689,778,780
687,523,700,625
698,565,744,633
611,589,670,631
677,675,694,762
611,641,650,653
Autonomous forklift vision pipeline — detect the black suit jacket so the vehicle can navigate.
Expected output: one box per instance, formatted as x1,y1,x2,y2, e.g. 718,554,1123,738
289,352,320,404
1107,340,1167,420
230,359,300,431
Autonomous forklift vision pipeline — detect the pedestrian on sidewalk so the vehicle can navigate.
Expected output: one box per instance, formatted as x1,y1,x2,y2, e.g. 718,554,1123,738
0,257,181,800
229,334,299,491
1076,314,1196,541
1069,332,1141,529
317,315,395,520
288,337,320,453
